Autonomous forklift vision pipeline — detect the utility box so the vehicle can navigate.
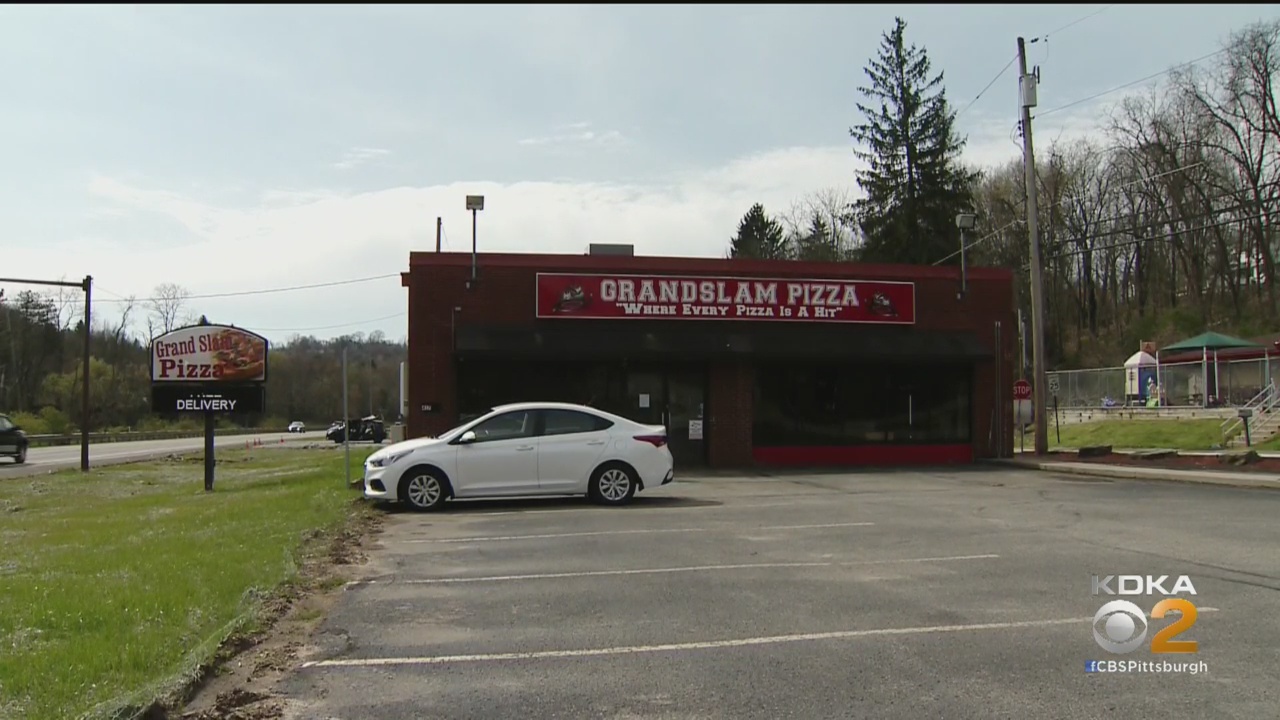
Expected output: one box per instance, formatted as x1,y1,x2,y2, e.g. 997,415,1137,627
1020,73,1038,108
390,423,406,443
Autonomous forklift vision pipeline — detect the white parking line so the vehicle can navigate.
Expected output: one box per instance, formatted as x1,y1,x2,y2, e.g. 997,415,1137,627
302,607,1220,668
358,553,1000,586
402,522,874,544
468,497,844,516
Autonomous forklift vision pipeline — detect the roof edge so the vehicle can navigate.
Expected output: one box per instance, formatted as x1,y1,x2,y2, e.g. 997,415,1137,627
406,251,1014,282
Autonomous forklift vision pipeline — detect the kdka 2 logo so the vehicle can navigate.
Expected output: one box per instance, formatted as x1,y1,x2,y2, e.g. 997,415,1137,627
1092,575,1200,654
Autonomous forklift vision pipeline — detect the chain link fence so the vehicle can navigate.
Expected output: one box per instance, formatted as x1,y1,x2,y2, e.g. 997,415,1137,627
1047,358,1278,409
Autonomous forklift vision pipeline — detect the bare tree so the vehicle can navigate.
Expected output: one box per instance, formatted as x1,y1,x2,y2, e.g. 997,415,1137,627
780,188,861,260
46,278,82,332
1170,19,1280,315
146,283,191,337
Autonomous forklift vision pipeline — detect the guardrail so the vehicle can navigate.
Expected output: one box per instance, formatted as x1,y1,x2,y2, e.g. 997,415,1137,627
27,427,286,449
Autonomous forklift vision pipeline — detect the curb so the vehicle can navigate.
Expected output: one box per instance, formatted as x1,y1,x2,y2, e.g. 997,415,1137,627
1000,459,1280,491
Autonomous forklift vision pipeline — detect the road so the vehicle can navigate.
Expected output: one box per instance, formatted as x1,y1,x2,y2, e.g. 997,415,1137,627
0,430,330,478
276,467,1280,719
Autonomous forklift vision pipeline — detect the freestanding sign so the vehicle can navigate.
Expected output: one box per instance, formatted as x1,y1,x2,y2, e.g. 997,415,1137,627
1013,379,1032,451
149,323,269,491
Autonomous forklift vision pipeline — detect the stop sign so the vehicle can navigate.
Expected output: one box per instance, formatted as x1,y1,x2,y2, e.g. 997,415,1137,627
1013,379,1032,400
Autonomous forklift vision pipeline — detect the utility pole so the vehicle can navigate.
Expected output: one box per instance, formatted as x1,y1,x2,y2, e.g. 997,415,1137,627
342,344,350,486
436,216,442,252
1017,36,1049,455
81,275,92,472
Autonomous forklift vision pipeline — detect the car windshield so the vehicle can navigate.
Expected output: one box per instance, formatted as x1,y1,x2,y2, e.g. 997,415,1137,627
433,407,504,440
435,422,472,440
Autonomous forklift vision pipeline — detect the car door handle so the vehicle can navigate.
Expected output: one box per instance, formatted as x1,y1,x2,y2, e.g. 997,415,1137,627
516,445,535,452
587,440,606,446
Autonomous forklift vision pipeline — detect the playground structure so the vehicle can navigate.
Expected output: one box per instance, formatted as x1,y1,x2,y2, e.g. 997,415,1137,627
1045,331,1280,447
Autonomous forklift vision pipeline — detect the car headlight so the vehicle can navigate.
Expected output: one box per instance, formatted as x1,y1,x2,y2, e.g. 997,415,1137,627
368,450,412,468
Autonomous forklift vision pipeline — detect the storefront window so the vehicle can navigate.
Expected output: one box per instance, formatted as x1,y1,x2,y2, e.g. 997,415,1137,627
753,363,971,446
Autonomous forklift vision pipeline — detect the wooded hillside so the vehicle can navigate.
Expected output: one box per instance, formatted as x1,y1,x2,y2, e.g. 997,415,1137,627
728,18,1280,369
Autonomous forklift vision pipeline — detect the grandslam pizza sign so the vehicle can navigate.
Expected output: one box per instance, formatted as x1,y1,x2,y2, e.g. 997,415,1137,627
535,273,916,325
151,325,268,383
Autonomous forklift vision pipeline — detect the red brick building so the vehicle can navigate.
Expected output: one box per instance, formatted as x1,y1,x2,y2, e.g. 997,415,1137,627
402,249,1017,469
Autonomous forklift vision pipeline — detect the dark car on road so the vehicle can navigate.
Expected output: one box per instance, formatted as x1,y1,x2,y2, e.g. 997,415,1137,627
0,413,29,464
327,416,386,444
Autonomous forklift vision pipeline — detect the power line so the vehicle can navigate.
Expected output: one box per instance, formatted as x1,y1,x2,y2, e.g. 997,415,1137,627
1034,47,1227,120
1037,4,1115,42
932,159,1216,265
254,312,407,333
1042,211,1269,262
955,54,1018,120
952,5,1110,124
1043,193,1278,251
94,273,401,304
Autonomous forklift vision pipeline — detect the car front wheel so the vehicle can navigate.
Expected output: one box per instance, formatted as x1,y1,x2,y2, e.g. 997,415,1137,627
400,468,450,512
14,446,26,465
589,463,637,506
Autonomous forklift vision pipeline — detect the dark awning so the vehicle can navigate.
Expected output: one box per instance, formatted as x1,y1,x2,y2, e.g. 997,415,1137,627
455,322,992,362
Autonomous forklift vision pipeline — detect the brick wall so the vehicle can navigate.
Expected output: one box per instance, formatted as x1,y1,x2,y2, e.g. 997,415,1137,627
403,252,1016,459
708,362,754,467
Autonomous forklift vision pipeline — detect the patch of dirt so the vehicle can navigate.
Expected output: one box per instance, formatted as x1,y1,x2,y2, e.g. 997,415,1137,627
1042,451,1280,475
128,496,385,720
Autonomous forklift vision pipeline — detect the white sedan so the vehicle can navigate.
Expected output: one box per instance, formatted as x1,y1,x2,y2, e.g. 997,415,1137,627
361,401,675,511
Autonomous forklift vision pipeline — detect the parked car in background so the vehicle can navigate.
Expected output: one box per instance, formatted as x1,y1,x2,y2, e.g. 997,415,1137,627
0,413,29,464
361,401,674,511
288,421,306,433
327,416,386,444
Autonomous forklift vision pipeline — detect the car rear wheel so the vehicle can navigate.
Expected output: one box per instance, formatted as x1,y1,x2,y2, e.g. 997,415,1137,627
14,446,26,465
589,463,637,506
400,467,449,512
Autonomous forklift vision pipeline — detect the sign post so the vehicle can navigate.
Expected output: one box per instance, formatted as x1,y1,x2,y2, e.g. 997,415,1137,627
149,322,269,492
1013,379,1033,453
1047,374,1061,445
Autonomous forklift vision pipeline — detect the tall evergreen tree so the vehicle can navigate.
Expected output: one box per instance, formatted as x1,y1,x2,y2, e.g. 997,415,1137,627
850,17,978,266
728,203,790,260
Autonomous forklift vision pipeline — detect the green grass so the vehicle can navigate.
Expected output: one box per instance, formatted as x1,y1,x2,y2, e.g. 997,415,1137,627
0,446,375,720
1023,419,1229,451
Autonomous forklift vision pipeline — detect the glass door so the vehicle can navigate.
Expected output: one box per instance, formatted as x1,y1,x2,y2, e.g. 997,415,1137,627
623,366,708,467
665,370,707,467
624,371,665,427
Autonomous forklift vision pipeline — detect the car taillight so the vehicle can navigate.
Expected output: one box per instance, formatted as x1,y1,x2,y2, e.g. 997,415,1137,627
634,434,667,447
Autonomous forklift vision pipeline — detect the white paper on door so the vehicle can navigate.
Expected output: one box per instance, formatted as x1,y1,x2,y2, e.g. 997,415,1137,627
688,419,703,440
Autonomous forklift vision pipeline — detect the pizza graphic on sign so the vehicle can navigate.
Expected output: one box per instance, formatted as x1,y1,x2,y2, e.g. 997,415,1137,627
867,291,899,318
551,284,593,314
210,327,267,382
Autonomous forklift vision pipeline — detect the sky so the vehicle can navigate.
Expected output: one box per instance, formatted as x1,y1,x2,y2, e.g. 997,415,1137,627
2,4,1274,345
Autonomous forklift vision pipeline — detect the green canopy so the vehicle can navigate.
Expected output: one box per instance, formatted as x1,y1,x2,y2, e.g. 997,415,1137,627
1160,331,1265,353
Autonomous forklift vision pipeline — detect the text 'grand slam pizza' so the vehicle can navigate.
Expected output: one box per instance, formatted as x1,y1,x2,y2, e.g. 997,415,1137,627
153,327,266,382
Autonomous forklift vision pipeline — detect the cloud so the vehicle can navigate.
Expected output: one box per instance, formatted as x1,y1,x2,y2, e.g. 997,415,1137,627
333,147,391,170
25,106,1114,344
517,121,627,148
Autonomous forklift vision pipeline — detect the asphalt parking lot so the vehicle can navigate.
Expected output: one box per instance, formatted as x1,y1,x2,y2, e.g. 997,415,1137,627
281,467,1280,719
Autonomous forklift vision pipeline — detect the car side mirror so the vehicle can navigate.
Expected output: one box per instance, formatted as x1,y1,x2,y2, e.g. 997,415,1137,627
458,430,477,444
